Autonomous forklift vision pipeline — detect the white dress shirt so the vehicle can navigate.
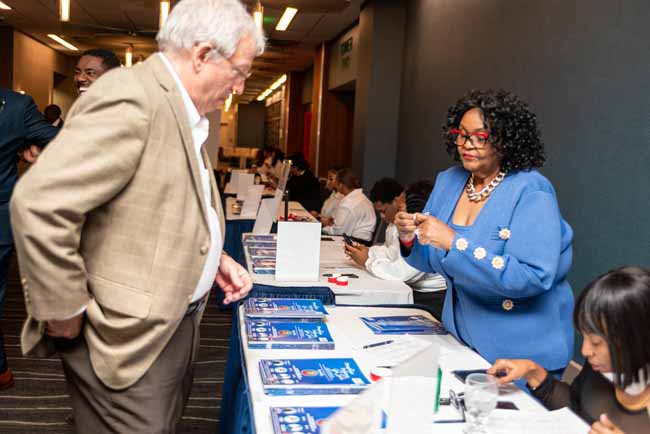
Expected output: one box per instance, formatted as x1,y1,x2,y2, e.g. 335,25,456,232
160,53,223,303
366,224,447,292
321,191,343,218
322,188,376,241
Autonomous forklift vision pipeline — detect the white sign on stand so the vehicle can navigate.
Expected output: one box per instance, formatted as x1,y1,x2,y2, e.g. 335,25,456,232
236,173,255,200
252,194,282,234
385,342,438,434
240,185,264,218
276,160,292,193
321,341,439,434
275,221,321,281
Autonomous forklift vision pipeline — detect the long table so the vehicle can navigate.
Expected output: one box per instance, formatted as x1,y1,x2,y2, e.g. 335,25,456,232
243,235,414,305
238,304,546,434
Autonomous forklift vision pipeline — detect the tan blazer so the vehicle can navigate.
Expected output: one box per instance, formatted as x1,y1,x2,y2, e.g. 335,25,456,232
10,54,225,390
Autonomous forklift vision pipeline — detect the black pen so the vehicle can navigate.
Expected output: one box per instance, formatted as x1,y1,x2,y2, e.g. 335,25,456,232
362,339,394,349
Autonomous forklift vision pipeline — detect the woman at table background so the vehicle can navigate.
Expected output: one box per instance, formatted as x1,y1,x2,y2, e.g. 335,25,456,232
489,266,650,434
322,168,376,244
396,89,574,374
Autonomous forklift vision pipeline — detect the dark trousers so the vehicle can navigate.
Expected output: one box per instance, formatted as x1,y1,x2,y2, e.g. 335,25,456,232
59,310,202,434
0,243,13,372
412,289,446,321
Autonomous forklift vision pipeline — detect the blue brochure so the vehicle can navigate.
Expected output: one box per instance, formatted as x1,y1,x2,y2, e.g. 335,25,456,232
360,315,448,335
259,358,370,395
271,407,339,434
244,298,328,320
245,319,335,350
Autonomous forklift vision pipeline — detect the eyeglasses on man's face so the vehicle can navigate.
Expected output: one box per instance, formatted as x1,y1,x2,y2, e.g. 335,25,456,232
448,128,491,149
211,46,252,81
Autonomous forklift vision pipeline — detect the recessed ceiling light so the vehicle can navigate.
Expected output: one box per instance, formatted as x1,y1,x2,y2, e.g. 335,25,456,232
0,1,12,10
275,7,298,31
47,34,78,51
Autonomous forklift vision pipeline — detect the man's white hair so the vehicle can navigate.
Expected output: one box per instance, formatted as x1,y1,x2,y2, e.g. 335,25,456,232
156,0,265,58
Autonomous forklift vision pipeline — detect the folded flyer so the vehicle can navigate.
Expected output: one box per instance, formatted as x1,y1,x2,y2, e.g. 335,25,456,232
361,315,447,335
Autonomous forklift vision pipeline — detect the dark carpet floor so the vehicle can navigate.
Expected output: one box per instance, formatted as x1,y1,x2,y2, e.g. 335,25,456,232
0,256,232,434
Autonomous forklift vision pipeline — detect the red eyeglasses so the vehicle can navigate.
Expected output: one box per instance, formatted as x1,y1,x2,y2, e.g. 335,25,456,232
448,129,490,149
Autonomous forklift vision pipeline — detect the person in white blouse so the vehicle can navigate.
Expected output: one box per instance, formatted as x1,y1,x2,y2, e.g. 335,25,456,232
313,166,343,220
345,179,447,316
322,168,376,243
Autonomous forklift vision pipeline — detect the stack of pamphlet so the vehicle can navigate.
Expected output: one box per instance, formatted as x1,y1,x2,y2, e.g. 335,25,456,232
259,358,370,395
243,234,277,273
360,315,448,335
244,298,328,320
245,318,335,350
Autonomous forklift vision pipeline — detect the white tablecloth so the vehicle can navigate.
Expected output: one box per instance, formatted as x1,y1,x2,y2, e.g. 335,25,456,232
240,305,547,434
244,235,414,305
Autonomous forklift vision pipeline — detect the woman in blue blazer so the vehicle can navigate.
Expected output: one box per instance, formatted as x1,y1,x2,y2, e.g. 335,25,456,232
396,89,574,372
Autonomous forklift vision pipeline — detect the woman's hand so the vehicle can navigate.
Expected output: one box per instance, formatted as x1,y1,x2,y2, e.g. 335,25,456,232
321,216,334,227
488,359,548,388
344,243,369,266
590,414,627,434
394,211,418,242
414,214,455,251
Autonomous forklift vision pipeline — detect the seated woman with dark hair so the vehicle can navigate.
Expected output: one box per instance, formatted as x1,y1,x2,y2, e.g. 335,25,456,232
322,168,376,243
396,89,574,374
489,266,650,434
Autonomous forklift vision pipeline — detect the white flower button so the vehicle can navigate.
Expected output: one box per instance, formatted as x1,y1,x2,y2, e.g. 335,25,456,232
473,247,486,260
455,238,468,251
491,256,505,270
499,228,511,240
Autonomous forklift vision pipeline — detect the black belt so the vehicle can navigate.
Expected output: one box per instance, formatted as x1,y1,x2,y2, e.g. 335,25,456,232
185,295,207,316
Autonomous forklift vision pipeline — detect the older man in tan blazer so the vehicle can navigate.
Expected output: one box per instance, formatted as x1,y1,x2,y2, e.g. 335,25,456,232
10,0,264,432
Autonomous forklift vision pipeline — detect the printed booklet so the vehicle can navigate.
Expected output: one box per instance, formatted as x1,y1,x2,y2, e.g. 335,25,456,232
259,358,370,395
245,319,334,350
244,298,328,320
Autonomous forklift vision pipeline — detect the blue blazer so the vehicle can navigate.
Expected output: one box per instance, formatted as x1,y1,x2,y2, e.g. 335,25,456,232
405,166,574,370
0,88,58,243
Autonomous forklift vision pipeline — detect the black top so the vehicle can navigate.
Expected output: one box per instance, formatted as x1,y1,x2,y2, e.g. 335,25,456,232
532,363,649,434
285,169,322,212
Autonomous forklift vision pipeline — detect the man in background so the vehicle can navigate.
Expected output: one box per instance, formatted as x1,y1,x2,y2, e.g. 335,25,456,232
10,0,263,431
74,48,120,95
43,104,64,128
345,179,447,317
0,87,58,389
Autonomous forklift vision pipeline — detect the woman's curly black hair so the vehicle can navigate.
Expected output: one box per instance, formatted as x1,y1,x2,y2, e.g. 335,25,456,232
442,89,545,172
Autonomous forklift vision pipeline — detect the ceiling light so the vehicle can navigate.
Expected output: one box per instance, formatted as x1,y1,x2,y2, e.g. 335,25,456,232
125,45,133,67
0,2,12,11
59,0,70,22
159,1,170,29
253,2,264,30
275,7,297,31
47,34,78,51
270,74,287,90
224,93,233,112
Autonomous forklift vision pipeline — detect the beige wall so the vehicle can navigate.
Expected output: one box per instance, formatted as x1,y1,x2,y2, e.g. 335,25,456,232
12,30,77,115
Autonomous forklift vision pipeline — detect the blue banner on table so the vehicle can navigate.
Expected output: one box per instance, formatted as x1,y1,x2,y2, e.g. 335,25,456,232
259,358,370,395
245,319,335,350
360,315,448,334
244,298,328,320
